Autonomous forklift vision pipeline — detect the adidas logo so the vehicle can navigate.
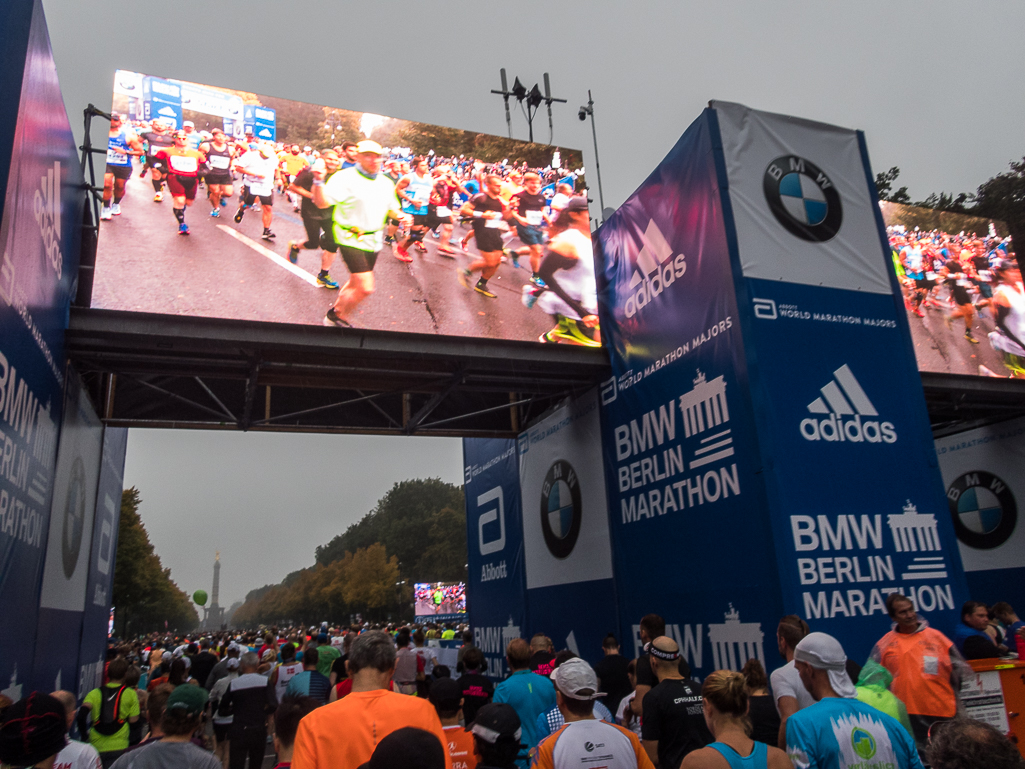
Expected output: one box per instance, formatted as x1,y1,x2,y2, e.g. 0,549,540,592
624,220,686,318
34,160,63,280
798,364,897,443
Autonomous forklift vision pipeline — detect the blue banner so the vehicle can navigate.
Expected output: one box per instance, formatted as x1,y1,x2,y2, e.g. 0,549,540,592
143,76,182,129
0,0,83,702
594,110,784,677
711,100,969,658
463,438,527,679
244,105,276,142
77,427,127,698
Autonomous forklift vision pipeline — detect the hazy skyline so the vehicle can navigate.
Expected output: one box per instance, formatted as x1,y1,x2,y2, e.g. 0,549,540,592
123,430,464,609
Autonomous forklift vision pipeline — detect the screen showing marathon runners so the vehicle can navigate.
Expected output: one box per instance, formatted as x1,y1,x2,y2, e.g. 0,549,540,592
883,201,1023,379
91,70,600,347
413,582,466,620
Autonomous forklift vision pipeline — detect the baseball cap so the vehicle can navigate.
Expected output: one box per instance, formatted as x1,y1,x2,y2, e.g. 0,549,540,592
357,727,445,769
468,703,523,746
183,121,194,128
165,683,208,718
550,658,606,700
0,693,68,767
226,657,240,670
428,677,462,712
355,140,384,155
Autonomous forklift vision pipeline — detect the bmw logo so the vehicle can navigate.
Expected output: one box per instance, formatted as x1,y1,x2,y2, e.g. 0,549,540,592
540,460,582,559
763,155,842,242
947,471,1017,550
62,456,87,578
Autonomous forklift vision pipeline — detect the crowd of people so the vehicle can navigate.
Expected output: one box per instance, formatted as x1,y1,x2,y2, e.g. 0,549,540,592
101,115,600,346
889,226,1023,377
2,596,1024,769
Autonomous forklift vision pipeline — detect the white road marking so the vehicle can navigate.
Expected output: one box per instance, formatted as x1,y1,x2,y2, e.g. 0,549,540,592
216,225,319,286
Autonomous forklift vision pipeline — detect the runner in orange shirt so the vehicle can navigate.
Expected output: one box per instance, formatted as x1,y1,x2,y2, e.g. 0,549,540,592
292,631,450,769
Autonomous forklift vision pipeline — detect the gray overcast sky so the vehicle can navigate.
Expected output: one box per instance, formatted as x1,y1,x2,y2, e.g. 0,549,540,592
122,430,463,608
39,0,1025,605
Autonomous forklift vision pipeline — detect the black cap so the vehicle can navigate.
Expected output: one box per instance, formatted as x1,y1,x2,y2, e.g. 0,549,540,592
357,727,445,769
0,693,68,767
468,703,524,747
428,678,462,712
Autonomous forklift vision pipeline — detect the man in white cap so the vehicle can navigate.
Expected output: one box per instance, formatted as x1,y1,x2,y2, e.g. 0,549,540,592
533,658,653,769
787,632,923,769
311,140,410,328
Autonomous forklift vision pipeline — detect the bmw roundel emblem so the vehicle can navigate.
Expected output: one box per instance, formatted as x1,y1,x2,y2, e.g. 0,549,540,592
947,471,1017,550
763,156,842,242
62,456,87,578
540,460,582,559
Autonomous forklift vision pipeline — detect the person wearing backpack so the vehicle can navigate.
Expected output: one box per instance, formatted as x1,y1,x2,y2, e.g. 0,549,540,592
82,657,141,767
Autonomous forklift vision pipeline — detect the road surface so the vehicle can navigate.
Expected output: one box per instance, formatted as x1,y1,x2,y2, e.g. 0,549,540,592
92,170,559,343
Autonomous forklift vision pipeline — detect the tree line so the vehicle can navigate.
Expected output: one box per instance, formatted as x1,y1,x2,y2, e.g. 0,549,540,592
875,160,1025,248
112,488,199,637
232,478,466,627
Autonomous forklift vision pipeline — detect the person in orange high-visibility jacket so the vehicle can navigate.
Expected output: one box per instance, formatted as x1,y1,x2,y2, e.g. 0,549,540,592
869,593,970,748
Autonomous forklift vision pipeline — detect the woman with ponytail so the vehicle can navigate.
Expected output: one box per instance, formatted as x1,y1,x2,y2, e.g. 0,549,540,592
680,670,793,769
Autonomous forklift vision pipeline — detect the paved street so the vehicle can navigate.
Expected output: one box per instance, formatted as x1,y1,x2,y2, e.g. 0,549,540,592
92,171,555,342
903,294,1012,376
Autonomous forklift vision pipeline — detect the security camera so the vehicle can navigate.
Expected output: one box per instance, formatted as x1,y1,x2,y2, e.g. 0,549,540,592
578,107,588,121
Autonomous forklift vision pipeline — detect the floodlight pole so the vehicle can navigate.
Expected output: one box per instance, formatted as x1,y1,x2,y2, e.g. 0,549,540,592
490,69,514,139
542,73,568,145
580,90,606,220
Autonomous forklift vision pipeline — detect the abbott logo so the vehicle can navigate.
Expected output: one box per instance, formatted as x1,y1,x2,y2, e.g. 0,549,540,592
623,220,687,319
477,487,505,555
799,364,897,444
753,298,777,319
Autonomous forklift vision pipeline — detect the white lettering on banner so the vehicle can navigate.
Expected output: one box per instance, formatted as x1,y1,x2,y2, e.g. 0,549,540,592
474,619,521,678
799,365,897,444
792,498,955,620
477,487,505,556
32,161,63,281
254,108,274,121
480,561,507,582
464,446,515,482
616,370,742,525
150,81,179,97
624,220,687,319
803,584,954,619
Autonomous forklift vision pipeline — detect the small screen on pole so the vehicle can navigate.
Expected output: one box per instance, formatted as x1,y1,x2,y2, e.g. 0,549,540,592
92,70,600,348
883,202,1021,379
414,581,466,619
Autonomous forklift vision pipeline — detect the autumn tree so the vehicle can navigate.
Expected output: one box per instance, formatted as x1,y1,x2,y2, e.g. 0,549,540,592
112,488,198,636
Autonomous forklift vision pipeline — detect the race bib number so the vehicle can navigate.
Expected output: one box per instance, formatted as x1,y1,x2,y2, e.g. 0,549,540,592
107,149,128,164
414,187,430,203
525,210,543,226
923,656,938,676
209,155,230,170
169,155,198,174
435,206,451,218
956,279,971,287
485,217,507,229
925,271,937,280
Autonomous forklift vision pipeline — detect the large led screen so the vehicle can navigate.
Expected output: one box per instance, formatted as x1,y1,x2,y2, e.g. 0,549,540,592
414,582,466,620
883,202,1022,379
92,71,600,347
